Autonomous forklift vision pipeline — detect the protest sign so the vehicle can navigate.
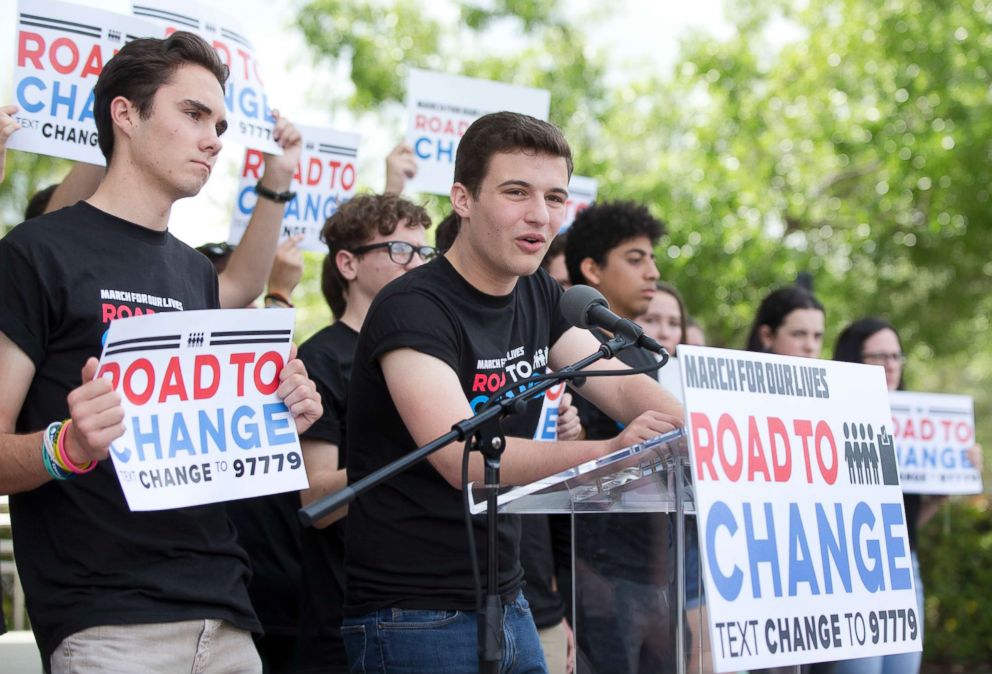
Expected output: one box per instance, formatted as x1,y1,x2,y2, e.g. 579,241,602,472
890,391,981,495
678,345,921,671
404,68,550,195
132,0,280,153
229,124,360,252
97,308,307,511
8,0,161,164
561,175,597,232
533,379,567,441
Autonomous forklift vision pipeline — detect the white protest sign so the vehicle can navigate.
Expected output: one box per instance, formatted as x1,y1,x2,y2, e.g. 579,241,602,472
8,0,162,164
131,0,280,153
97,308,307,511
229,124,361,252
405,68,551,195
678,345,920,672
890,391,980,495
561,175,597,232
533,378,567,441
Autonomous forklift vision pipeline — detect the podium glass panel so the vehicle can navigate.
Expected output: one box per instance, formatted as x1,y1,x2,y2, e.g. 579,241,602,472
473,430,718,674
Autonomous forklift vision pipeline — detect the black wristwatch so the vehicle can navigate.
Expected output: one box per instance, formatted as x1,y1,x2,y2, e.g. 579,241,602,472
255,181,296,203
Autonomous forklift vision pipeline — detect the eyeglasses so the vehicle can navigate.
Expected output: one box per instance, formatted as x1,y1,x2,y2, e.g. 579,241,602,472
349,241,437,265
862,352,906,365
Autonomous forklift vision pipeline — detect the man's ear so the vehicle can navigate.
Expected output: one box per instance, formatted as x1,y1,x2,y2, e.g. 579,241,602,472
109,96,139,141
579,257,602,287
336,249,358,282
450,182,472,218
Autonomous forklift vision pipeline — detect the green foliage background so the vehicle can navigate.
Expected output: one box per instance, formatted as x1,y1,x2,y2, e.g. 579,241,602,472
1,0,989,664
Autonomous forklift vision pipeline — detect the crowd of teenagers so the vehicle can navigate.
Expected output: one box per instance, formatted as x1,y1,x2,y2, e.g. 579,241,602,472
0,31,980,674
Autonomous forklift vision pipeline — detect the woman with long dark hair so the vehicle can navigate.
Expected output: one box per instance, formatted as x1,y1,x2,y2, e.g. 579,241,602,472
816,317,982,674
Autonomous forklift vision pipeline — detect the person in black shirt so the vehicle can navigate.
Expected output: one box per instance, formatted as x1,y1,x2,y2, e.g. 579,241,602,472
341,112,684,674
295,192,434,673
564,200,675,674
0,33,321,672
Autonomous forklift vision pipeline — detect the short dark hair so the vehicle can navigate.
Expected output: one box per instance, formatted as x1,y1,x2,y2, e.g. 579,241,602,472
745,285,825,352
454,112,573,198
434,212,460,252
540,231,568,270
320,194,431,318
25,184,58,220
833,317,903,389
94,31,229,163
564,200,664,286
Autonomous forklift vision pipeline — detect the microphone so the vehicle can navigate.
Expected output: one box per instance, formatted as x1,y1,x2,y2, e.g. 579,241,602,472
560,285,667,355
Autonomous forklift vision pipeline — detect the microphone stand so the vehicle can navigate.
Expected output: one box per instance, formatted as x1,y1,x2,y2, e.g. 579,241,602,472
298,328,647,673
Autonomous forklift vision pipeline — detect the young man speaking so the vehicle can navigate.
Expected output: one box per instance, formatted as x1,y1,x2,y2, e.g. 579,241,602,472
341,112,684,673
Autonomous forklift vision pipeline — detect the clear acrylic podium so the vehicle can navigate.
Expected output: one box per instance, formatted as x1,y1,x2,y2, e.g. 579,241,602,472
472,429,719,674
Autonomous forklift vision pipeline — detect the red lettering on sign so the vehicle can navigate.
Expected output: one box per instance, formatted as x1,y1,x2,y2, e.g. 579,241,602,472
158,357,189,403
17,31,44,69
243,149,265,179
194,355,221,399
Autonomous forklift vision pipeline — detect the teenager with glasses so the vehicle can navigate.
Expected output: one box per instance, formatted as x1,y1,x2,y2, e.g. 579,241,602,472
348,239,437,265
809,318,982,674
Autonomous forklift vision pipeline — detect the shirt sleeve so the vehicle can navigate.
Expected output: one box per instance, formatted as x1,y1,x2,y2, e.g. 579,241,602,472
298,348,344,446
0,235,52,368
362,290,461,372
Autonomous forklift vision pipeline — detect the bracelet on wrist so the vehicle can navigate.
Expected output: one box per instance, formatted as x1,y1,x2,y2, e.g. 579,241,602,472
264,292,294,308
55,419,97,475
254,181,296,204
42,421,72,480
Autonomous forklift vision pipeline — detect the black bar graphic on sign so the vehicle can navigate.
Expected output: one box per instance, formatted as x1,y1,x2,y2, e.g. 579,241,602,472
104,343,181,356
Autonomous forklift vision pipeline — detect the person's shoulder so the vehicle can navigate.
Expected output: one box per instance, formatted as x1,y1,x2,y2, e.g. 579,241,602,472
300,322,357,359
2,203,86,244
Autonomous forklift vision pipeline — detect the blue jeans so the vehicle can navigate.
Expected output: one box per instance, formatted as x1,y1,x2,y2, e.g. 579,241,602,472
341,592,547,674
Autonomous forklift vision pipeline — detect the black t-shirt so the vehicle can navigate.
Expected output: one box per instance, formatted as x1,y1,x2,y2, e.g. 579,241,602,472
344,257,570,615
295,321,358,673
227,490,303,636
0,203,258,661
519,514,571,628
573,337,670,583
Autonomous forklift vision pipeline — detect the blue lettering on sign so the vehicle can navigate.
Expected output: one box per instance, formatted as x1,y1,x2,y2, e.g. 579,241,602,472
15,77,95,122
702,499,911,602
882,503,912,590
788,502,820,596
815,502,852,593
744,502,782,598
414,136,456,163
225,84,275,122
168,412,196,458
263,402,295,446
17,77,45,113
901,444,968,468
706,501,744,600
537,406,558,441
112,405,292,463
852,502,884,592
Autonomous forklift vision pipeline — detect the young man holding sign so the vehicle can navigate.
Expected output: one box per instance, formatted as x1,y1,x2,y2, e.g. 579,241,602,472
341,111,684,673
0,32,320,672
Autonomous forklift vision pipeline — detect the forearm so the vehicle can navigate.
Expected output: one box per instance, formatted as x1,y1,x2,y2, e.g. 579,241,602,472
219,198,285,307
0,431,51,494
44,162,103,213
300,467,349,528
591,371,684,426
432,435,611,489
